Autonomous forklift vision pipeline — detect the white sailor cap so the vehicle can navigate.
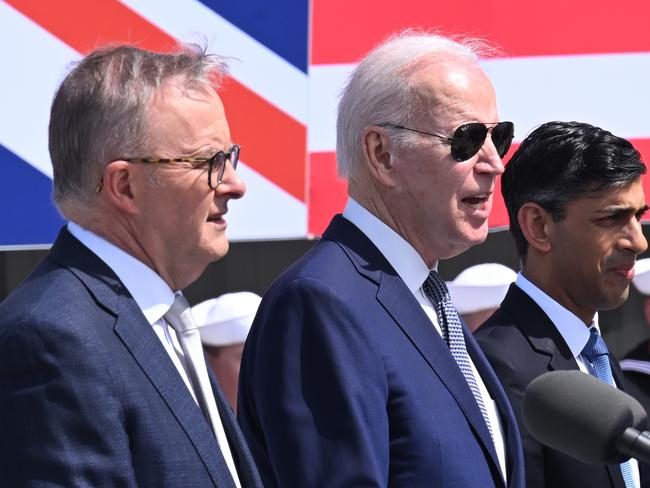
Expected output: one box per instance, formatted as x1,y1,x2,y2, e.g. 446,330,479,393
191,291,262,346
446,263,517,314
632,258,650,296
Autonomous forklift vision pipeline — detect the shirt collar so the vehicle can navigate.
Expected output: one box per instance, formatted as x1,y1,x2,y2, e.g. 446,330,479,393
515,272,596,358
67,222,176,325
342,197,431,293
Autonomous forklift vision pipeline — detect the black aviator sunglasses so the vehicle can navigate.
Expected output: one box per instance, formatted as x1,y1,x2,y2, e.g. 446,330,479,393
378,122,514,162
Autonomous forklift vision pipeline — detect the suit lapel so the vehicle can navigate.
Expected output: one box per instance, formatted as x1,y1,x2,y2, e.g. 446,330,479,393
207,365,262,487
376,272,502,476
113,298,235,488
501,284,626,488
501,285,579,373
324,216,502,478
465,328,522,486
50,228,235,488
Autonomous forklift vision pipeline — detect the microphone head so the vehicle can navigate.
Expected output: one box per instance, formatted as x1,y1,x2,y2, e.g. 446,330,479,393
522,370,647,464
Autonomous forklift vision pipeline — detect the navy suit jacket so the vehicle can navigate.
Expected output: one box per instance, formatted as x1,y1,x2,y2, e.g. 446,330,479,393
0,227,262,487
238,215,525,487
475,283,631,488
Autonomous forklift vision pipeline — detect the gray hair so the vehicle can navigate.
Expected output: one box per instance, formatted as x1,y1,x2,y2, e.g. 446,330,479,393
49,44,228,214
336,30,495,177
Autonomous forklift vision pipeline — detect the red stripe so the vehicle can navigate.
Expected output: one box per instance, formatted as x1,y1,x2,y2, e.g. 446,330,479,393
312,0,650,65
8,0,305,201
308,152,347,236
309,138,650,236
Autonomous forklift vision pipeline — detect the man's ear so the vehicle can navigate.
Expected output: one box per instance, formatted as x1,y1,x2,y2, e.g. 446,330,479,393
518,202,553,254
99,160,138,214
361,126,398,187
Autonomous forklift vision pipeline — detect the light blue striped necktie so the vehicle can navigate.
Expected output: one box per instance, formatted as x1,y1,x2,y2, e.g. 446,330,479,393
582,327,636,488
423,271,494,441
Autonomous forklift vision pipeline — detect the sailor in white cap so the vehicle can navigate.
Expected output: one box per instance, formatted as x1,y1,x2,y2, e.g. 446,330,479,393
621,258,650,415
192,291,262,411
447,263,517,332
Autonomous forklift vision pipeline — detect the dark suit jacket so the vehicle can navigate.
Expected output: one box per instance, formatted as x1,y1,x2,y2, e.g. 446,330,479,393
238,215,525,487
475,283,629,488
0,227,261,487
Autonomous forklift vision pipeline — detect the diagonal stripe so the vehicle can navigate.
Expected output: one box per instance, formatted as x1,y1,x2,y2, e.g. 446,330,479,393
6,0,306,202
121,0,308,125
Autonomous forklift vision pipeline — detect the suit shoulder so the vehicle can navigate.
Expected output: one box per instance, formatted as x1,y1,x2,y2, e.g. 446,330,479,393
266,238,365,293
0,258,110,347
475,307,522,341
474,308,537,373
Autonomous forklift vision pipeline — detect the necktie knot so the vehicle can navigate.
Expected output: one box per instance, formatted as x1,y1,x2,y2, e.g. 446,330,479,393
165,294,197,333
582,328,609,362
423,270,450,305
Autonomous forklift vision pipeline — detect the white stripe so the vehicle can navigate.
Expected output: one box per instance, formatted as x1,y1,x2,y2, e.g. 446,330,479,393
620,359,650,376
308,53,650,152
226,161,307,239
0,2,81,178
119,0,307,125
308,63,355,153
481,52,650,142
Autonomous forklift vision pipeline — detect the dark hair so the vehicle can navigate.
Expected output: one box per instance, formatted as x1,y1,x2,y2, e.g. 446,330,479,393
49,44,228,215
502,121,646,260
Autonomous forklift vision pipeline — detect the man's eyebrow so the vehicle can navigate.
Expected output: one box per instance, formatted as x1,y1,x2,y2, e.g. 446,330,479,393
595,204,649,215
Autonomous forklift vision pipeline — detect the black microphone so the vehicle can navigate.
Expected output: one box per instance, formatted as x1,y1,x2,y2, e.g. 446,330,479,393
522,370,650,464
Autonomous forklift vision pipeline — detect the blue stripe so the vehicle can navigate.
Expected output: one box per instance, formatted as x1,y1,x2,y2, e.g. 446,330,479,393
0,145,66,246
198,0,308,73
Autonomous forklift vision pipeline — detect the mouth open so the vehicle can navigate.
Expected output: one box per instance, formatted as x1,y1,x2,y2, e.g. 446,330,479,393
462,192,491,210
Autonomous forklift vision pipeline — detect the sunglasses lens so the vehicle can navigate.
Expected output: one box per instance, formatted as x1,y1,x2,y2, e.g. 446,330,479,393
492,122,515,158
230,145,240,170
451,123,488,161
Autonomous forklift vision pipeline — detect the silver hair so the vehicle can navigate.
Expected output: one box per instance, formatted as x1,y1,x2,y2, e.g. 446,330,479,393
49,43,228,214
336,30,496,177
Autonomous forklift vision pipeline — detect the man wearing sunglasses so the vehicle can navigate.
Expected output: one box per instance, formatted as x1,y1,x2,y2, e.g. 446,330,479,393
0,45,262,487
475,121,648,488
238,32,524,487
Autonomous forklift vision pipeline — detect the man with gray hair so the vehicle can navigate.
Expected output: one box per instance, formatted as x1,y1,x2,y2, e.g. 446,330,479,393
0,45,261,487
238,32,524,487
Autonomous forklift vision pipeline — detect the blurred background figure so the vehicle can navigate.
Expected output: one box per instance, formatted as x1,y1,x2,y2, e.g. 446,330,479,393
192,291,262,411
447,263,517,332
622,258,650,415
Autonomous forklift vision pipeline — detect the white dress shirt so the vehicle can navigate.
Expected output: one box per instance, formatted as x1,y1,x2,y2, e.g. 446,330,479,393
342,198,508,480
68,222,198,398
516,272,640,487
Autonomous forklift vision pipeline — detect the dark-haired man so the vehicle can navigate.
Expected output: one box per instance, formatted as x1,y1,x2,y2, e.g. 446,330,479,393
475,121,648,488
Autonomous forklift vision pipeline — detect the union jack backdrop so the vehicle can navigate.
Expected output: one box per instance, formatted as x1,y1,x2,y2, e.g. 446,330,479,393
1,0,649,247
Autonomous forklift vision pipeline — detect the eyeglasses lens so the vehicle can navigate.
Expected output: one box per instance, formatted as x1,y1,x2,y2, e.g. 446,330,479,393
451,122,514,161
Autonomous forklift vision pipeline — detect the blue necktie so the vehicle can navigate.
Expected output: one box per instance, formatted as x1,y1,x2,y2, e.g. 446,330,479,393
582,328,636,488
423,271,494,441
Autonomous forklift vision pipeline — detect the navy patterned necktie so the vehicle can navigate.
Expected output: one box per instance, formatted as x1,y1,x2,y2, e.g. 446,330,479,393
582,328,636,488
423,271,494,440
